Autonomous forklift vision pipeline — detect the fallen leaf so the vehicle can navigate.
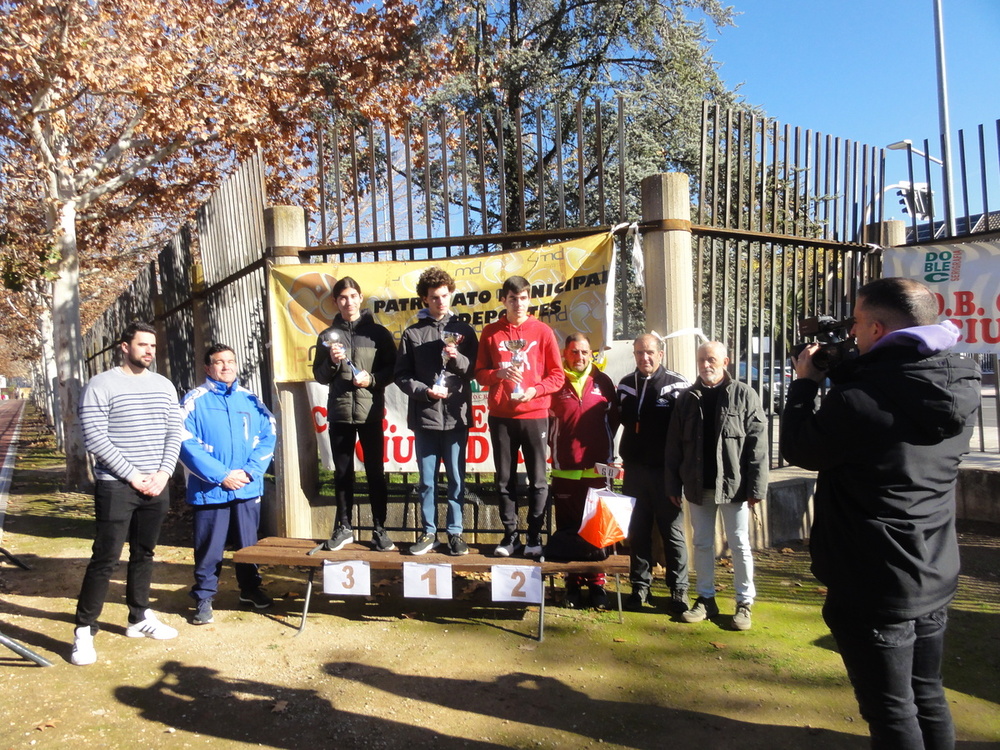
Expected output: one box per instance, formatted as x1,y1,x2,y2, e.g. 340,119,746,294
709,642,728,650
35,719,59,730
271,700,289,713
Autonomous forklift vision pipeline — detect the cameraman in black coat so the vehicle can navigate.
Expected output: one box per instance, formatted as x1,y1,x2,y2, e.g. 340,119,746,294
781,277,980,750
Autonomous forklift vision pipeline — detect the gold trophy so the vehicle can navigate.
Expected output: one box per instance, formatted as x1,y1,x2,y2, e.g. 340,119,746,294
506,338,527,394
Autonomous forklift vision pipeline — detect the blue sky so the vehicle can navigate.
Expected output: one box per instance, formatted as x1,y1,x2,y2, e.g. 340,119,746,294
706,0,999,216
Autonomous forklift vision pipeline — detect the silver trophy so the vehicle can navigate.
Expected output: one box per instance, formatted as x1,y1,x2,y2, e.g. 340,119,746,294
434,331,465,388
436,332,464,388
320,329,362,379
507,338,527,394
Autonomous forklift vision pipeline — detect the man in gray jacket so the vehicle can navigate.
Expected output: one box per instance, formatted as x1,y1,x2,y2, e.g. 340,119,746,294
665,341,768,631
395,267,479,556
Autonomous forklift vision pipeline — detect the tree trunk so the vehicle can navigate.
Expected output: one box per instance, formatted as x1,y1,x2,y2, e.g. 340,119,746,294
38,296,61,440
50,201,92,492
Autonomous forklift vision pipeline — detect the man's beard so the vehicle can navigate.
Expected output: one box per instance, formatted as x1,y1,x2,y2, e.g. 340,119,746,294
126,352,150,370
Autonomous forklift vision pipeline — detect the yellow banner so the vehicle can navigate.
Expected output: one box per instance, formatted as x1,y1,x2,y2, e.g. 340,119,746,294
269,231,616,382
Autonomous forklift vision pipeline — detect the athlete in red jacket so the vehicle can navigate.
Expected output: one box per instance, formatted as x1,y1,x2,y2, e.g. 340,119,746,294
475,275,563,557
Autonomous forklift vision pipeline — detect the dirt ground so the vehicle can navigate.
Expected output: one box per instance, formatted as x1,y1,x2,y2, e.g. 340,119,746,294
1,409,999,749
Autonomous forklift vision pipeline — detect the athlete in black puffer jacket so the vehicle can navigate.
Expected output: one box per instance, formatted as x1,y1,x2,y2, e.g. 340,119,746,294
312,279,397,553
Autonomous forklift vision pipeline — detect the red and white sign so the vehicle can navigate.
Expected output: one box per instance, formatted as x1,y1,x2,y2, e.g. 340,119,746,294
884,241,1000,353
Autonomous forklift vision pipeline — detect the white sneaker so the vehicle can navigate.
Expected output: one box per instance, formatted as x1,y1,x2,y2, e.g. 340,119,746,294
125,610,178,640
71,626,97,666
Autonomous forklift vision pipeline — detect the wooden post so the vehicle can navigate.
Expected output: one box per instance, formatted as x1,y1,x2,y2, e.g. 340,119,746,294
265,205,317,538
640,173,697,380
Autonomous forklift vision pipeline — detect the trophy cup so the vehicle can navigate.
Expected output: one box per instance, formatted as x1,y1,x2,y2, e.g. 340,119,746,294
435,332,464,391
506,338,527,394
320,329,362,380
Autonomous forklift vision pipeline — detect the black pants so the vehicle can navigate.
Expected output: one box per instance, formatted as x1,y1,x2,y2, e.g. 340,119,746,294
824,598,954,749
488,416,548,536
330,420,388,529
75,479,169,630
624,463,689,593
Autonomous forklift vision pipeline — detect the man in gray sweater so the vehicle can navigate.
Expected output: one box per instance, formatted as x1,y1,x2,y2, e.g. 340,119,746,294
71,321,183,666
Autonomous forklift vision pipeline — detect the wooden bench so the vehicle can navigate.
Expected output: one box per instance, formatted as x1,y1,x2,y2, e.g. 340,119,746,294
233,536,630,640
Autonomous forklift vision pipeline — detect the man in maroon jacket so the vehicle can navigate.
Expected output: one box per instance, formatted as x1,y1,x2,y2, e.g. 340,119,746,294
548,333,620,608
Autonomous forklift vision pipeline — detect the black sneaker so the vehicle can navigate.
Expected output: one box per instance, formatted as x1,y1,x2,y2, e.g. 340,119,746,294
192,599,214,625
681,596,719,623
410,533,437,555
523,534,543,558
323,525,354,551
589,584,609,610
372,527,396,552
239,588,274,610
493,532,521,558
448,534,469,556
665,587,689,616
624,588,649,612
565,584,584,609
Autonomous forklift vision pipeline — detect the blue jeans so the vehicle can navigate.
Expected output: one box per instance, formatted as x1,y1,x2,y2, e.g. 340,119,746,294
414,427,466,536
190,498,263,603
824,600,954,750
688,496,755,604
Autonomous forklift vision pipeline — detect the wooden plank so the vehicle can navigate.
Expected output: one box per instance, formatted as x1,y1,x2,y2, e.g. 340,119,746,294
234,537,629,575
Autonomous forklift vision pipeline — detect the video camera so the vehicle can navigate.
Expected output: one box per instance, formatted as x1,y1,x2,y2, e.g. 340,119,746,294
790,315,858,372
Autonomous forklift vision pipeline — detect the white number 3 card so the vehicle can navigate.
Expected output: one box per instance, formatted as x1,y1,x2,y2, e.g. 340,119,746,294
323,560,372,596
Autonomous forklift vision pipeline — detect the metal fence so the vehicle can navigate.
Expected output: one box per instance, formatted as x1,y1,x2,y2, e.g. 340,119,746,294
696,104,1000,456
893,124,1000,243
307,100,646,338
80,103,1000,469
83,152,271,404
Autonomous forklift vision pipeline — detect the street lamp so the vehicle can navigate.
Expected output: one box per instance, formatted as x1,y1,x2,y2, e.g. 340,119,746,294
933,0,957,236
886,140,944,166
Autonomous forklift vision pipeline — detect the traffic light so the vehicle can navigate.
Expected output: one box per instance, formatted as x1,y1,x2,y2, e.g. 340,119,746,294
896,181,933,221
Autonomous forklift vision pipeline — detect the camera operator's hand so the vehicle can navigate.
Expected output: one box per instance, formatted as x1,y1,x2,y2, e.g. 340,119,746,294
792,343,827,383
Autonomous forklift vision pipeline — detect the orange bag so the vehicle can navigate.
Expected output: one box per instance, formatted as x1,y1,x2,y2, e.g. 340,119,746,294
578,488,635,549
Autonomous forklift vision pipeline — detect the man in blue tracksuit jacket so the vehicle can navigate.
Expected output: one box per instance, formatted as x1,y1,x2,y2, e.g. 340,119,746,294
179,344,277,625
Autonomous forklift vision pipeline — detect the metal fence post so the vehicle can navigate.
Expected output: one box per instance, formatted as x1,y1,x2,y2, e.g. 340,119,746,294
265,205,318,538
640,173,697,380
867,219,906,249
